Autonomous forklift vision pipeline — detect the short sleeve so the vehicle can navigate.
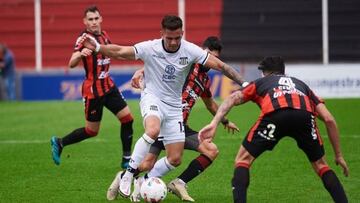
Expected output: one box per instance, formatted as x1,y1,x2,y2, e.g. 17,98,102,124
133,40,153,61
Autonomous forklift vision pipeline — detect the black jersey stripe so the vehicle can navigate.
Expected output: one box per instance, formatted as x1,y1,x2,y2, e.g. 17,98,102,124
299,95,307,110
96,35,106,94
92,53,99,97
285,93,293,108
270,91,280,110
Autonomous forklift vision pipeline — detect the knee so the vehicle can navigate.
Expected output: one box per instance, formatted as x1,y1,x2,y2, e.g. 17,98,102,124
167,156,182,167
120,113,134,124
199,142,219,161
145,127,160,138
85,127,98,137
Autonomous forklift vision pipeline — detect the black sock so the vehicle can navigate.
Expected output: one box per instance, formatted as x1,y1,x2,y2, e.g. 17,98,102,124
178,154,212,183
232,166,249,203
321,170,348,203
121,120,133,155
61,127,91,147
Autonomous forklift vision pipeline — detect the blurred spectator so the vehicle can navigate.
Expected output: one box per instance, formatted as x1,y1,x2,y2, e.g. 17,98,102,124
0,44,16,100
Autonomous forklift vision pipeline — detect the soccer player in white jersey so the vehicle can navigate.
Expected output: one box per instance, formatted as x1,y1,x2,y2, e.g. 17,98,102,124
79,15,247,199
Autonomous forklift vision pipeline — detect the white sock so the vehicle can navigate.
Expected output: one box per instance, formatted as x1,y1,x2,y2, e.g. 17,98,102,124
147,157,175,178
124,134,154,178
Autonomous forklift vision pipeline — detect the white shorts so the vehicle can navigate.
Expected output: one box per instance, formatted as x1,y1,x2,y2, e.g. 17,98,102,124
140,92,185,145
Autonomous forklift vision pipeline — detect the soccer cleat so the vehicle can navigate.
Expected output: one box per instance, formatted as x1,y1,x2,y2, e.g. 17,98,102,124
119,172,133,198
130,176,145,202
168,179,195,202
50,136,62,165
106,171,123,201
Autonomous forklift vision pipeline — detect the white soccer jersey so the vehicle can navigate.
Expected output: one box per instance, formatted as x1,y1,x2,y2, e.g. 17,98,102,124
134,39,209,107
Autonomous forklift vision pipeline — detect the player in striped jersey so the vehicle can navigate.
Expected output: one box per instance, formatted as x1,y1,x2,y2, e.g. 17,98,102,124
199,56,349,203
50,5,134,169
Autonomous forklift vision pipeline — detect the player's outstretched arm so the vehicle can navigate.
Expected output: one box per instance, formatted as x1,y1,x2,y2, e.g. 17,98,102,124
80,34,136,60
201,97,239,134
316,103,349,177
199,90,243,141
204,54,246,86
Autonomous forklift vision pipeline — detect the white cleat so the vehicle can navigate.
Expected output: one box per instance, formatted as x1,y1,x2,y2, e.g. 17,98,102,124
168,178,195,202
119,172,133,198
130,176,145,202
106,171,123,201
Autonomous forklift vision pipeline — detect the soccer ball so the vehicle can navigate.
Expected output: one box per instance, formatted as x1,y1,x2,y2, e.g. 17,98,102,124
140,177,167,203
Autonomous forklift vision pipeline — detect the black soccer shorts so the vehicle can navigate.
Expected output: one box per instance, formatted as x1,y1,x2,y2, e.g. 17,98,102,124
84,87,128,122
242,108,325,162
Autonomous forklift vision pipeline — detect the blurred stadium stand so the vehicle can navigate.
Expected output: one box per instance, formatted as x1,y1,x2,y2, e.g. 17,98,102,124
221,0,360,62
0,0,222,69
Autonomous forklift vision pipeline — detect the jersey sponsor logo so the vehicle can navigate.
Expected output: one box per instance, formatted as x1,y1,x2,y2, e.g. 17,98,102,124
162,65,176,82
98,71,109,79
150,105,158,111
179,57,188,65
186,87,199,100
273,77,305,98
97,58,111,66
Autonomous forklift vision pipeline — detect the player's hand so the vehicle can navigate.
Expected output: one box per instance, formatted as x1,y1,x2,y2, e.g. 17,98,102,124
78,33,100,52
199,123,217,142
80,48,93,57
335,155,349,177
131,69,145,89
224,121,239,134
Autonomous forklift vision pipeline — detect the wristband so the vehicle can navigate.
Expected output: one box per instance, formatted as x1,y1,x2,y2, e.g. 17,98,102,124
95,43,101,53
221,118,229,125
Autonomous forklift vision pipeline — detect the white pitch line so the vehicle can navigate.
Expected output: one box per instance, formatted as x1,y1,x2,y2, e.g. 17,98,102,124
0,139,106,144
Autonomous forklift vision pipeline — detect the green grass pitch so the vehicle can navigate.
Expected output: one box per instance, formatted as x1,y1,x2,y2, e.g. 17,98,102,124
0,98,359,202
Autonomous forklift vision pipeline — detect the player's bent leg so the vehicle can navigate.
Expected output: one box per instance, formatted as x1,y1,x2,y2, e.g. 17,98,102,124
50,122,99,165
106,170,123,201
197,141,219,161
311,157,348,203
232,145,255,203
139,153,158,173
119,116,159,198
164,141,184,167
175,141,217,185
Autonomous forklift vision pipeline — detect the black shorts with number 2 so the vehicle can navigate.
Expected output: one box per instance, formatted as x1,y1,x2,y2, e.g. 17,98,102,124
243,108,325,162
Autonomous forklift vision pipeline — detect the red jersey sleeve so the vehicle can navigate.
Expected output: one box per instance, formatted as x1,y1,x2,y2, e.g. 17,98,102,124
241,82,257,102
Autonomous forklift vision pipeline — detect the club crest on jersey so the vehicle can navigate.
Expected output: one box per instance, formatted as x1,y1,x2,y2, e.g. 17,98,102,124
162,65,176,82
179,57,189,65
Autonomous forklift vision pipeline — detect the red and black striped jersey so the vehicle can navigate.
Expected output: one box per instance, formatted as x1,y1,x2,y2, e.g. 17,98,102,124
182,63,212,123
74,30,115,99
242,74,324,116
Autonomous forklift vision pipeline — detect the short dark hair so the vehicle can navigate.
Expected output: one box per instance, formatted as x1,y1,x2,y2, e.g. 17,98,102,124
258,56,285,74
84,5,100,17
161,15,183,30
202,36,223,53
